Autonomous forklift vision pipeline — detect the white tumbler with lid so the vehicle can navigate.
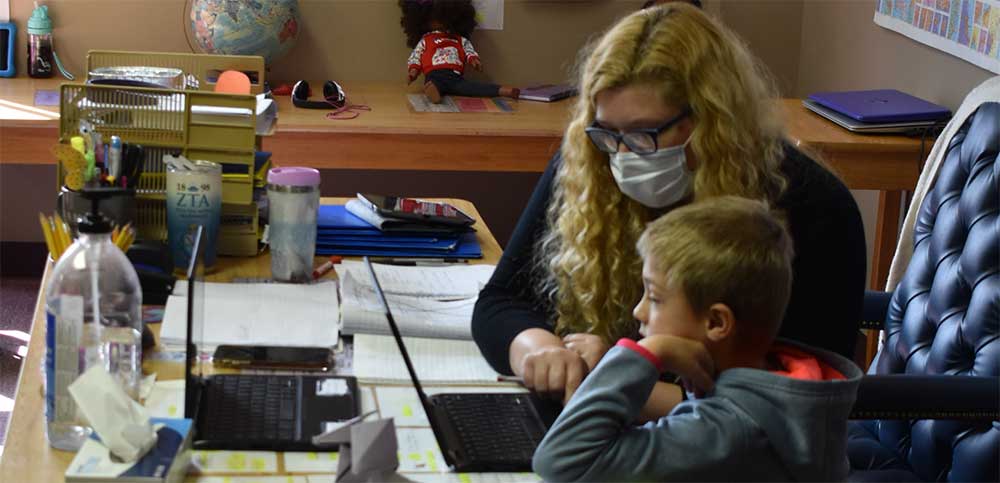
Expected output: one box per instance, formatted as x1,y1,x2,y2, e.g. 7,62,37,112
267,167,320,282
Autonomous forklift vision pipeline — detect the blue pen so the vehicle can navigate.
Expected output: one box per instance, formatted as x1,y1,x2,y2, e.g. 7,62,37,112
108,136,123,179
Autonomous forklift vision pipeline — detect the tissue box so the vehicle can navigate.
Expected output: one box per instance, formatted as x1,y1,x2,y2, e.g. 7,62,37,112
65,418,192,483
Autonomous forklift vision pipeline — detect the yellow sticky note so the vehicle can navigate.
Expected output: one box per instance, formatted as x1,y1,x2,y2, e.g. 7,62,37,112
329,453,339,461
167,404,177,416
458,474,472,483
226,452,247,470
287,477,295,483
427,450,439,472
408,452,422,462
251,457,267,471
402,405,413,417
223,478,232,483
306,452,318,460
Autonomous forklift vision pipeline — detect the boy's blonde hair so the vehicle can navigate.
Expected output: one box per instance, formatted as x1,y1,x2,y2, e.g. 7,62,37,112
537,3,787,342
636,196,794,340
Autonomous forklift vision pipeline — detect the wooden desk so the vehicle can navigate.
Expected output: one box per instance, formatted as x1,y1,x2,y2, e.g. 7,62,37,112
0,198,500,482
0,78,567,173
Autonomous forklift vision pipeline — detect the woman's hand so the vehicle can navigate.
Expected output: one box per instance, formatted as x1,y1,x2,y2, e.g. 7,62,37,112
407,67,420,84
468,57,483,71
521,345,589,403
638,335,715,398
563,333,610,371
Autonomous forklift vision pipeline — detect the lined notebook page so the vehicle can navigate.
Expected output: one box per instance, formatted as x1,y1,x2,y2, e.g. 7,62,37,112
340,272,474,340
352,334,500,384
334,260,495,299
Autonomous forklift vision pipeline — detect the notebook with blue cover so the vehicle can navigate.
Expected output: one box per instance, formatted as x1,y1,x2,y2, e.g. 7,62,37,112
807,89,950,123
316,231,482,259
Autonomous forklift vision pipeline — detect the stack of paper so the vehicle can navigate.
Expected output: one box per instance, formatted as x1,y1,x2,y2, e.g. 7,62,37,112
160,282,339,347
336,261,494,340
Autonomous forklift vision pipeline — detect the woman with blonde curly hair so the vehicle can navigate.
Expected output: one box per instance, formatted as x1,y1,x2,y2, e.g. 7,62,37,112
471,3,866,415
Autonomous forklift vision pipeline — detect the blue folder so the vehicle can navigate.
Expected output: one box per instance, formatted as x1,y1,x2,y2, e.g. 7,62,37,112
315,205,482,259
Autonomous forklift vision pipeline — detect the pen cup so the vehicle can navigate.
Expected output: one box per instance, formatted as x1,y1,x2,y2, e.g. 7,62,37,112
166,160,221,271
267,167,320,283
57,186,136,236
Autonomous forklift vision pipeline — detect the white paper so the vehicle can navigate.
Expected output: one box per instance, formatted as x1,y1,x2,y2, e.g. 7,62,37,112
190,450,279,474
161,281,339,347
283,451,340,473
143,379,185,418
340,272,477,340
353,334,500,384
336,260,495,299
473,0,504,30
0,0,10,22
397,427,448,473
373,386,430,427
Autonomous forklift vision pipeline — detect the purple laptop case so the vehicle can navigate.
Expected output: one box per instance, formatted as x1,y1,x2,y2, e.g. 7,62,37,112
807,89,950,123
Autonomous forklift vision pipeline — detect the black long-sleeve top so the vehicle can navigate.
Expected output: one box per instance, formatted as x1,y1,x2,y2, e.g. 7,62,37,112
472,144,867,374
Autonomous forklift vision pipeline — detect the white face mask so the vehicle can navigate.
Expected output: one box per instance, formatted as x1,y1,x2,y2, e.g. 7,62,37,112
609,137,694,209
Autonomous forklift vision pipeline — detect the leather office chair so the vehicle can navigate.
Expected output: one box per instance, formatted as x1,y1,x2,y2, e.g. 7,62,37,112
846,103,999,482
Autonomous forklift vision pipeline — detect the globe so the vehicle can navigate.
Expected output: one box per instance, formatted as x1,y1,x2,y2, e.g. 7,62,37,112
189,0,300,65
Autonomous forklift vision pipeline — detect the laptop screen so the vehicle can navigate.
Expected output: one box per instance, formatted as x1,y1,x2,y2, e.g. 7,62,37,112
184,225,207,419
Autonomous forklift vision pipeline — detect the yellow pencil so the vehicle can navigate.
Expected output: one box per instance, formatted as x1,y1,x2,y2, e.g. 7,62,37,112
38,213,57,259
52,212,72,255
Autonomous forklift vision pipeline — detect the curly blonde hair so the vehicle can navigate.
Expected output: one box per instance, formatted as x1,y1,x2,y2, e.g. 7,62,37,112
538,3,788,342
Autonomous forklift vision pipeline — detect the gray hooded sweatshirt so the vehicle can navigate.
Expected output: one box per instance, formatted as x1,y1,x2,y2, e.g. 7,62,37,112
532,340,863,482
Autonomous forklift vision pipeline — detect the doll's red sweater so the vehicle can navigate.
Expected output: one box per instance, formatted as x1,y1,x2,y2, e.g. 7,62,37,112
407,31,481,76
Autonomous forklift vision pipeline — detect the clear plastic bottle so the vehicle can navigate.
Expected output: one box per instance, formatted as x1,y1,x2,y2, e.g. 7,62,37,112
44,188,142,451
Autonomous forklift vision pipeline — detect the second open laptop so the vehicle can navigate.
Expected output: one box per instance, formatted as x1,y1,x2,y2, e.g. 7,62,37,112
363,256,560,472
182,226,360,450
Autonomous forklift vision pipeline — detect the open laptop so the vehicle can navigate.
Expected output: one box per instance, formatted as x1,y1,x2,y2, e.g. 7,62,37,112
363,256,560,472
802,99,943,134
182,226,360,450
807,89,950,123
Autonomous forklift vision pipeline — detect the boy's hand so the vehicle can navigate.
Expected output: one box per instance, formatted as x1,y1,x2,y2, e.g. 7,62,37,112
638,335,715,397
522,346,589,402
468,57,483,71
407,68,420,84
563,333,610,371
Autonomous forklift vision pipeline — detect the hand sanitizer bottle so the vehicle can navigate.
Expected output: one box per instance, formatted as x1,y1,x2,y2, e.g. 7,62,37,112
44,188,142,450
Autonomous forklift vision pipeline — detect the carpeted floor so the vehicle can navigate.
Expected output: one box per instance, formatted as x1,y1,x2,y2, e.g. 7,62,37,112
0,276,41,450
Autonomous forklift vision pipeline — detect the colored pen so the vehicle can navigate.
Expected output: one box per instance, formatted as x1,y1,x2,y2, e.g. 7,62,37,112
108,136,122,179
313,255,343,279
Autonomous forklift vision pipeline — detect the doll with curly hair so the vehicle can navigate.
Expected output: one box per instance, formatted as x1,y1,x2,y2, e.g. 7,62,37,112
400,0,519,103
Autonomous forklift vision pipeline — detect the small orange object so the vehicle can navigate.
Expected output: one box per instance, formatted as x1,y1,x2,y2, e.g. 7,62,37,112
214,70,252,95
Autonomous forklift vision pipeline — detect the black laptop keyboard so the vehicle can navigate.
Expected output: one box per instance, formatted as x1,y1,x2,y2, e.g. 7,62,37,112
201,375,299,441
435,393,546,464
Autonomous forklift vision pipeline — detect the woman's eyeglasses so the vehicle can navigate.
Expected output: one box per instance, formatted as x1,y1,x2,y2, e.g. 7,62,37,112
585,107,691,155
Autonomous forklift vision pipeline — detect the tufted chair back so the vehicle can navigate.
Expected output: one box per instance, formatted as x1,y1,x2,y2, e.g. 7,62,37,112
866,103,999,481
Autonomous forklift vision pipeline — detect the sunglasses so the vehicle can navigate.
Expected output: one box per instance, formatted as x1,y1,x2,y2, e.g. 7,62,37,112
585,107,691,155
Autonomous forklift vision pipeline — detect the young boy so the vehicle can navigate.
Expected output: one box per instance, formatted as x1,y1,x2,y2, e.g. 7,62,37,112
532,196,862,481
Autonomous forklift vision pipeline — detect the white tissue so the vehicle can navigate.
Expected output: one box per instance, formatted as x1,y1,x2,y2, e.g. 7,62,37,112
69,366,158,463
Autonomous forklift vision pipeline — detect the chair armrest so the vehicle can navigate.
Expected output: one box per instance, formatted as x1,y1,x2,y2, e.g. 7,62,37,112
850,375,999,420
860,290,893,330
